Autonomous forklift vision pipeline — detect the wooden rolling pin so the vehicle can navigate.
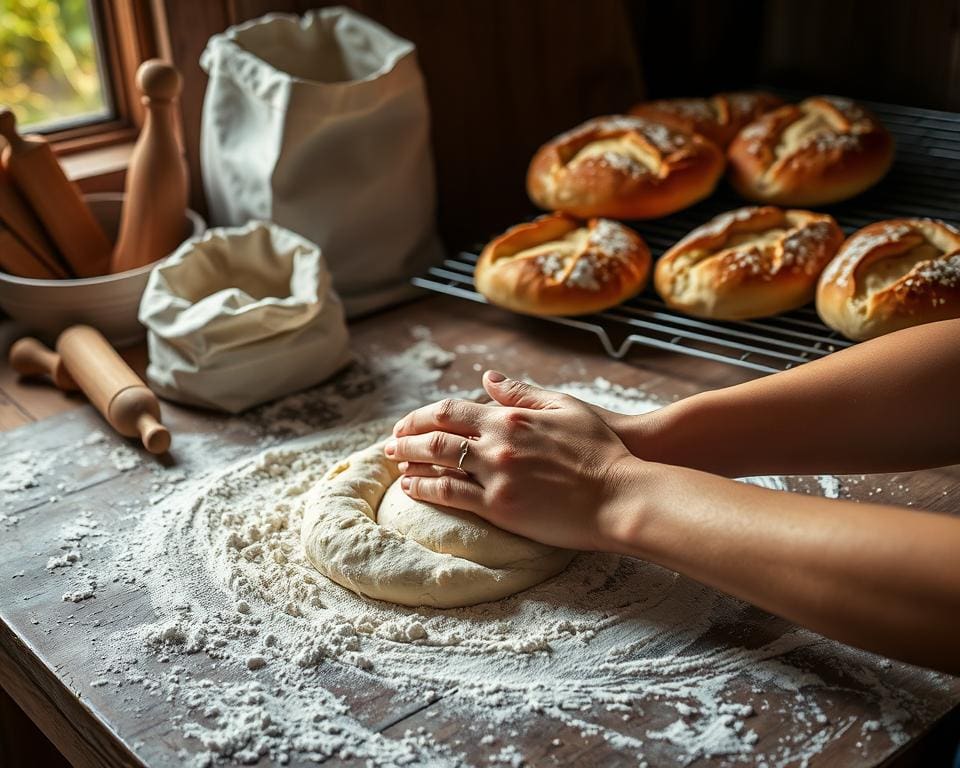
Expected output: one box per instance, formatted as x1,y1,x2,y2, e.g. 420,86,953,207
0,161,67,277
8,334,77,390
0,109,112,277
0,221,60,279
9,326,171,454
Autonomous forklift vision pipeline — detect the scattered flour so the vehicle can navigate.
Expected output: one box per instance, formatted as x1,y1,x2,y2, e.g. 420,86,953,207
62,584,97,603
5,329,947,766
46,549,81,569
646,713,757,761
109,444,142,472
0,448,59,492
2,430,145,524
48,509,103,600
817,474,842,499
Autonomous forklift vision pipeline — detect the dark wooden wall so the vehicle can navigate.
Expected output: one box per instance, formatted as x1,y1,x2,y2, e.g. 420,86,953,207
759,0,960,110
156,0,960,245
634,0,960,110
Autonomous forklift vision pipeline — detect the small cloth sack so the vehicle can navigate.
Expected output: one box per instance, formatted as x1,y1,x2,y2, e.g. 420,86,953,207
199,7,443,317
139,221,350,413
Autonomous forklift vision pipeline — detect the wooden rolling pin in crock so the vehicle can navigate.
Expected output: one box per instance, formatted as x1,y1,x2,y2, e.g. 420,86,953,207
9,326,171,454
0,161,67,278
0,108,112,277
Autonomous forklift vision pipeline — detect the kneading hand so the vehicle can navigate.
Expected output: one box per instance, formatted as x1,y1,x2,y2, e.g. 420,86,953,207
384,371,643,551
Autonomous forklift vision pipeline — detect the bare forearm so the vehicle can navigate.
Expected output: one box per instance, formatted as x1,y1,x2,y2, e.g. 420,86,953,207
607,461,960,673
618,319,960,476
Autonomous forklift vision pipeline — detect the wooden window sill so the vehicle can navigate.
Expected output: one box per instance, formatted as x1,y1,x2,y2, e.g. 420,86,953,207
60,141,134,195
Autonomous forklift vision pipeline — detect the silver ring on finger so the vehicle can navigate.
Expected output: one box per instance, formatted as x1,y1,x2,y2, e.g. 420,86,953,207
456,439,470,474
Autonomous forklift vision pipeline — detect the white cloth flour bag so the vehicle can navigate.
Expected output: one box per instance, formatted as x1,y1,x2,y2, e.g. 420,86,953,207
200,7,443,317
139,221,351,413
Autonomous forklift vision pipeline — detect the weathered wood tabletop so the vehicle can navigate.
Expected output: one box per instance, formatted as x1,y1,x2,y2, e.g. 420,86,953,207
1,295,958,767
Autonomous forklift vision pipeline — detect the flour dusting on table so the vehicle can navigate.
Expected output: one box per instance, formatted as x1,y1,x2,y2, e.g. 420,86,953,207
7,328,952,767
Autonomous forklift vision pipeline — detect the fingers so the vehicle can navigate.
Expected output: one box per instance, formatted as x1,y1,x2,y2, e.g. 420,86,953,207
398,461,467,479
483,371,562,410
386,431,475,469
400,474,484,512
393,398,486,438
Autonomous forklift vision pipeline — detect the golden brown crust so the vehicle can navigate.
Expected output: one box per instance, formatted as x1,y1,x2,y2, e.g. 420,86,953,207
654,206,844,320
816,218,960,340
475,214,651,316
727,96,894,206
629,91,784,148
526,116,725,220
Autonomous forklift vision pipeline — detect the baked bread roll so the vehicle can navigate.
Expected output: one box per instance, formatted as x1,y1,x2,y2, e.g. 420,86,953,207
475,214,651,316
629,91,783,148
654,206,844,320
727,96,894,206
816,218,960,340
527,116,725,220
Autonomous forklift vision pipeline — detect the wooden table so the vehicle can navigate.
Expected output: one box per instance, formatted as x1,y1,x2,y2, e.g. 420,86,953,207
1,296,958,767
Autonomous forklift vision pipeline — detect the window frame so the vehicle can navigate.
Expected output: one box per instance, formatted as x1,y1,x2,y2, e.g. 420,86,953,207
44,0,159,157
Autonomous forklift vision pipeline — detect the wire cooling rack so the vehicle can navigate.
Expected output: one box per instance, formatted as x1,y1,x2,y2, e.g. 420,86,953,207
413,97,960,373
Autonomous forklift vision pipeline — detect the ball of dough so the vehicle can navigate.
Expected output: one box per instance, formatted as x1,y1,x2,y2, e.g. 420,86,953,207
378,479,563,568
300,442,575,608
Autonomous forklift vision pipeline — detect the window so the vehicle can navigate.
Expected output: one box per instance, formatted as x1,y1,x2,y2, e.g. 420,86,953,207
0,0,112,132
0,0,159,168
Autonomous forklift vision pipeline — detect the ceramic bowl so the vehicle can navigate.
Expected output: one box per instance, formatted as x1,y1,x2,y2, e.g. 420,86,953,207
0,193,206,347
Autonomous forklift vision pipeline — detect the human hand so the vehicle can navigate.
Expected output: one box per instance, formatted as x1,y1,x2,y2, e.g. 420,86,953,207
581,401,661,459
384,371,646,551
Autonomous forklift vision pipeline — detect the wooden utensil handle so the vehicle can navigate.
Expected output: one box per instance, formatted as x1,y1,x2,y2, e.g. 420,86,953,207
0,109,111,277
8,337,78,391
56,325,171,454
8,329,172,455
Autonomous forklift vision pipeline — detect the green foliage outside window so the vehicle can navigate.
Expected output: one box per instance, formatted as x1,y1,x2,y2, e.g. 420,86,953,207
0,0,108,130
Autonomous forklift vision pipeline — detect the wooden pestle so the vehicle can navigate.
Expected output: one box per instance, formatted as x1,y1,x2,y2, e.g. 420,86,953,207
111,60,188,273
0,109,112,277
9,327,171,454
0,162,68,277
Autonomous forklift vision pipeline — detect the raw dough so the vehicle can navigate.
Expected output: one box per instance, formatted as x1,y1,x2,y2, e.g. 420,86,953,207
300,442,575,608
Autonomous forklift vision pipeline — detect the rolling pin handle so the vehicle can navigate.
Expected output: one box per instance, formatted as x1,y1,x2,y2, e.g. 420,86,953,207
137,412,171,455
8,336,78,391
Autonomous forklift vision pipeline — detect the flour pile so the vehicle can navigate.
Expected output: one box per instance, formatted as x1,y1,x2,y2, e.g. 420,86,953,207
13,328,954,766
